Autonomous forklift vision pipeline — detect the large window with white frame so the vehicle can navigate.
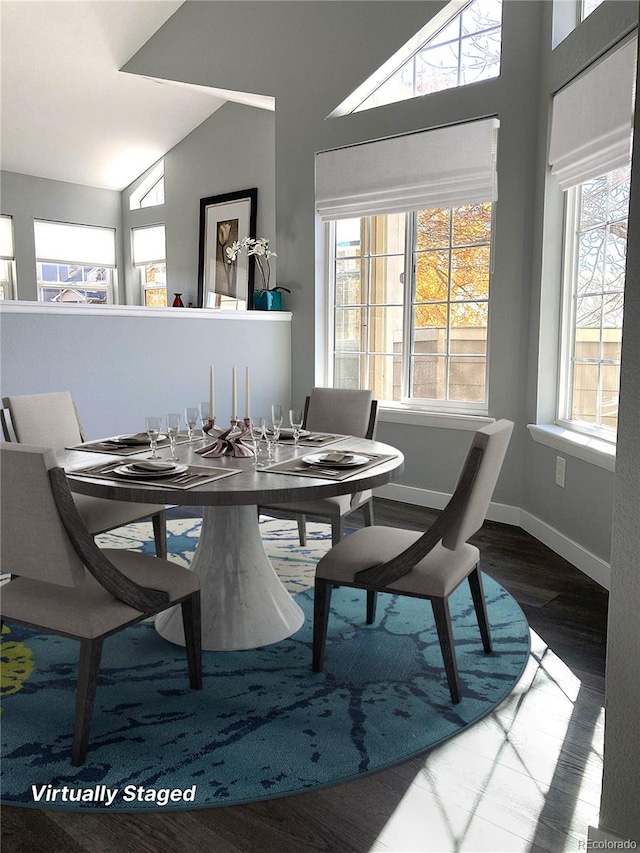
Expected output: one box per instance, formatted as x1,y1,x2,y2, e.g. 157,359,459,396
34,220,116,304
548,37,636,444
558,165,630,437
132,224,167,306
330,202,492,411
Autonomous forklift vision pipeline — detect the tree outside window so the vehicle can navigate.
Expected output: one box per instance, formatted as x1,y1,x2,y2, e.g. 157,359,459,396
332,203,492,410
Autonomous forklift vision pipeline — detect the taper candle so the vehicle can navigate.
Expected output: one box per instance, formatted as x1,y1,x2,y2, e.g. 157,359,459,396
245,366,250,419
209,366,215,418
231,365,237,421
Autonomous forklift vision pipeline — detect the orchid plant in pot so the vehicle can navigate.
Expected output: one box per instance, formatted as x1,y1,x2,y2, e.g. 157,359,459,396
226,237,290,310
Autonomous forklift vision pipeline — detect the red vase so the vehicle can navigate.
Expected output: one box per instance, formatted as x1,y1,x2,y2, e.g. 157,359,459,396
172,293,184,307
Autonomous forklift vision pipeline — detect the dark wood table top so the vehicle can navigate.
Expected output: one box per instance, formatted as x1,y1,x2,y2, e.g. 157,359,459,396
63,436,404,508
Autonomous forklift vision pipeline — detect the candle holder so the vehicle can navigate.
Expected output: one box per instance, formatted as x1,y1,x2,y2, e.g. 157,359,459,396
195,420,255,458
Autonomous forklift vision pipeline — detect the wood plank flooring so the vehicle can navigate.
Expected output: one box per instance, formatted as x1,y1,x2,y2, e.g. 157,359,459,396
1,499,608,853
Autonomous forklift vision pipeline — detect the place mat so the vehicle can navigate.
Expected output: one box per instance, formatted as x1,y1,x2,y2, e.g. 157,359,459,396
67,459,240,490
276,432,346,447
67,433,191,456
260,451,398,481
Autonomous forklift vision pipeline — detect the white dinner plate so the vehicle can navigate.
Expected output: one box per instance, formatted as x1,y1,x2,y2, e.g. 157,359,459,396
114,462,188,479
301,452,370,469
110,433,167,446
278,428,310,439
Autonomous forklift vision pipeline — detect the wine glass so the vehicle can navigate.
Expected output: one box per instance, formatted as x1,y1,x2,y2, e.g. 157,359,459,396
248,416,264,466
198,401,211,441
289,408,304,446
185,406,198,444
260,416,276,462
270,404,283,449
145,416,162,459
166,412,181,461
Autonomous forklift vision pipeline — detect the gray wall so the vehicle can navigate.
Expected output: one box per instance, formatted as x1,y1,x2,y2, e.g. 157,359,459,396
121,102,276,306
0,171,122,301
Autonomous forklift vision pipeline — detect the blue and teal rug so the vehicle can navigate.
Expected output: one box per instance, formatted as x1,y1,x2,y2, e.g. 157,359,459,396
1,518,530,811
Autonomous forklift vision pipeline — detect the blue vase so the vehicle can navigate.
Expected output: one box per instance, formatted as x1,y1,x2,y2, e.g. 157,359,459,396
253,290,282,311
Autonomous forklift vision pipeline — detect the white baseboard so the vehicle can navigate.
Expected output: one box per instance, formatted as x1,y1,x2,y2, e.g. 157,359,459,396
588,824,638,846
374,483,610,590
519,510,611,589
375,483,521,525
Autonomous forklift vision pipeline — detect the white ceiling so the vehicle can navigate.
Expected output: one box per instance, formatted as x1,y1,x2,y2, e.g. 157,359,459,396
0,1,273,192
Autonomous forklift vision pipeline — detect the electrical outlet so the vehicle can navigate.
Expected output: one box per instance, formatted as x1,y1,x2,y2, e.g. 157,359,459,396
555,456,566,488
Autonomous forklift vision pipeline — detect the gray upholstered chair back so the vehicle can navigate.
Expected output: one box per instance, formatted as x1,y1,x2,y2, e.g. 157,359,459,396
305,388,376,438
441,420,513,552
5,391,83,449
0,443,87,587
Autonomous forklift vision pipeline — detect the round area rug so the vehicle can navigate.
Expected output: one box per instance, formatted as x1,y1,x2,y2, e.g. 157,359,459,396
1,518,530,811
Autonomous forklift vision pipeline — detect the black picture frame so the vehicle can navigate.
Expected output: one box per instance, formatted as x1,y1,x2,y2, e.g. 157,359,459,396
197,188,258,309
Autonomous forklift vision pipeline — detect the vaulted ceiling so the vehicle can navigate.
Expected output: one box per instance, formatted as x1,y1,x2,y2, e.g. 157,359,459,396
0,1,272,191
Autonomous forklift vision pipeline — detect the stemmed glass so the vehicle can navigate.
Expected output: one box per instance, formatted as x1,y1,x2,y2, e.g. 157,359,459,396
248,417,264,466
260,417,276,462
145,416,162,459
166,412,181,461
198,401,211,442
289,408,304,446
185,407,198,444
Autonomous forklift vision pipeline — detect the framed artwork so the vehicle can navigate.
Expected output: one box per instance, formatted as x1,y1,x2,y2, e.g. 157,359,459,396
197,188,258,310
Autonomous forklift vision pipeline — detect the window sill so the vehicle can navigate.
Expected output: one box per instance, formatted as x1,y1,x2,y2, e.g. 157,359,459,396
0,301,293,321
527,424,615,472
379,406,494,431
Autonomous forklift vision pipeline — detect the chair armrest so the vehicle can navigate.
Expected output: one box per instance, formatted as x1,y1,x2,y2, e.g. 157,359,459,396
354,446,483,587
50,467,170,612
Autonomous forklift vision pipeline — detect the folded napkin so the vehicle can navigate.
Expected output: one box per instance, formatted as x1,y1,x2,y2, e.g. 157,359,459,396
321,452,355,463
129,460,176,472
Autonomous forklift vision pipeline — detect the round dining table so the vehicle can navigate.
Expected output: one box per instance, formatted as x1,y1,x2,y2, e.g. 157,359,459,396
65,436,404,652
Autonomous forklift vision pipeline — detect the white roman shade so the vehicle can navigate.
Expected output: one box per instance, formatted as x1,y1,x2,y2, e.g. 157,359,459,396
34,220,116,267
132,225,166,266
315,117,499,220
549,37,637,191
0,215,14,260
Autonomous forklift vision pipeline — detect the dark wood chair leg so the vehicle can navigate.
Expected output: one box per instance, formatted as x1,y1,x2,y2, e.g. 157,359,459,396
331,515,345,547
366,590,378,624
362,498,375,528
152,510,167,559
312,578,333,672
181,592,203,690
431,598,461,704
297,514,307,546
468,566,492,653
72,637,104,766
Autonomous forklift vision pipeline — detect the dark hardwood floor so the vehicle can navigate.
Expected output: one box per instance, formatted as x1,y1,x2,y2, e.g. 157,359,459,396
2,499,608,853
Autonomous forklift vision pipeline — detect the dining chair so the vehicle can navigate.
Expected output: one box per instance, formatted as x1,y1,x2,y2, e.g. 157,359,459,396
2,391,168,558
0,443,202,766
260,388,378,546
311,419,514,703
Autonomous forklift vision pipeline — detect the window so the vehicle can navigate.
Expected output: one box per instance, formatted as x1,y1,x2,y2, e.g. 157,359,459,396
317,118,498,413
580,0,604,23
34,220,116,304
130,162,165,210
0,215,16,300
331,0,502,116
549,38,636,442
558,165,630,436
331,203,492,410
132,224,167,306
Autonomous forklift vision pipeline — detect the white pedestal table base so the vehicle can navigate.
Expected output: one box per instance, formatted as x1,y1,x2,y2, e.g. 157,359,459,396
155,505,305,650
